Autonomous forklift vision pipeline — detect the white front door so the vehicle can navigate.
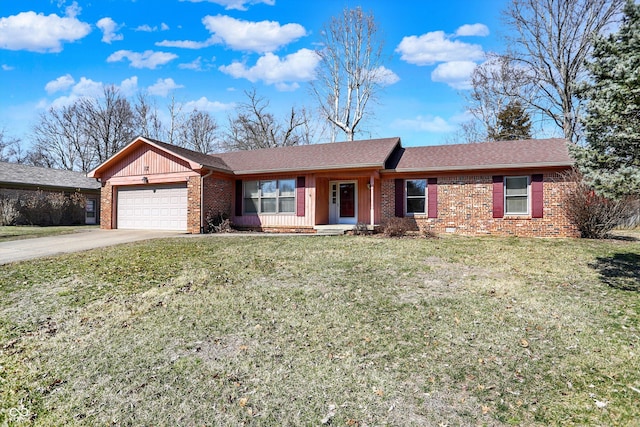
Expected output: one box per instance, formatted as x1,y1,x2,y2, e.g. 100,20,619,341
329,181,357,224
85,198,97,224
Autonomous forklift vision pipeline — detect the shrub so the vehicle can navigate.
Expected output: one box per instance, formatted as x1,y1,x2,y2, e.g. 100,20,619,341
16,190,87,226
205,211,233,233
352,222,371,236
382,217,418,237
0,195,19,226
563,169,634,239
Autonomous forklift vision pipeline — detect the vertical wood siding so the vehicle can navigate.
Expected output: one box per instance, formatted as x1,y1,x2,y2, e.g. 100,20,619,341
104,145,192,180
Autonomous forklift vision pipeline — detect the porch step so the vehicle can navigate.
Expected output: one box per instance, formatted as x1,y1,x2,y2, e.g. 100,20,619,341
313,224,354,236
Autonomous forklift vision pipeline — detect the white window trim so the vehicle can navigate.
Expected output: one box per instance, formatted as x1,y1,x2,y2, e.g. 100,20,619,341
504,176,530,216
243,179,296,215
405,179,427,216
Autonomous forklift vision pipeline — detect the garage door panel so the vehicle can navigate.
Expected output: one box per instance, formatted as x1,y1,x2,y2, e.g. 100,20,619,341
117,184,188,231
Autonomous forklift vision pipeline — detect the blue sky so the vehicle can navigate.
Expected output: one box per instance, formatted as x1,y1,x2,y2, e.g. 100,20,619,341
0,0,510,149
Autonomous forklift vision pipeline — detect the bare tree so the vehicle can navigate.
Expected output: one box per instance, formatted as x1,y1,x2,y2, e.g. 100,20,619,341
223,89,309,151
31,103,94,171
464,54,535,141
133,91,164,140
79,85,136,165
311,7,386,142
501,0,624,142
177,109,220,154
0,128,24,163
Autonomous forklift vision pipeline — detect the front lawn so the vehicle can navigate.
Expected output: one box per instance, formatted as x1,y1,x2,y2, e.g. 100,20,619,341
0,225,98,243
0,234,638,425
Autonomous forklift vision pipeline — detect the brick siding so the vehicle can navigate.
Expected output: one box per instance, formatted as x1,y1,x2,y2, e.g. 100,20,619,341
380,172,579,238
100,182,113,229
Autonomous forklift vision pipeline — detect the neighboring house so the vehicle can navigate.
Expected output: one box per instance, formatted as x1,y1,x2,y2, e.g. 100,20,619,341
0,161,101,225
88,136,579,237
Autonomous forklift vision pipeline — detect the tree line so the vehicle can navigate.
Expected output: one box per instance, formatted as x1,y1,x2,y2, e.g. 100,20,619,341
1,0,638,203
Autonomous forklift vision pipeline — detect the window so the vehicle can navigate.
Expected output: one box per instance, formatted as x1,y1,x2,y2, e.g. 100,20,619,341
244,179,296,214
505,176,529,215
406,179,426,215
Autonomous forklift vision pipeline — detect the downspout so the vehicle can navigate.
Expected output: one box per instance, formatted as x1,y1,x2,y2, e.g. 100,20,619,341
370,174,375,228
200,169,214,233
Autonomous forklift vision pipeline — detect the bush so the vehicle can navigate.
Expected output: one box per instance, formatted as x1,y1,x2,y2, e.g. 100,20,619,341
16,190,87,226
563,169,634,239
205,211,233,233
0,195,19,226
382,217,418,237
351,222,371,236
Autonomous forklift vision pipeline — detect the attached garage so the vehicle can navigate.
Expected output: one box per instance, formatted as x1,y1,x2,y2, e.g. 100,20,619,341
117,184,188,231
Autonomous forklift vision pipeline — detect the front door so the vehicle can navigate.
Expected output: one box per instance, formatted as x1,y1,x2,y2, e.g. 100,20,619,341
329,181,357,224
85,198,97,225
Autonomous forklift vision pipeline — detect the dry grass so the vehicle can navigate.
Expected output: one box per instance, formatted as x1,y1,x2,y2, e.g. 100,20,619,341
0,232,639,426
0,225,97,243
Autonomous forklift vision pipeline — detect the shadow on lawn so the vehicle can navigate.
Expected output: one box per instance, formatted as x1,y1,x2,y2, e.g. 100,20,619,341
593,252,640,291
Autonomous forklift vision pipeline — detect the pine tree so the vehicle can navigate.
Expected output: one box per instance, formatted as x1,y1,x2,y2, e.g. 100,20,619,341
573,0,640,199
487,101,532,141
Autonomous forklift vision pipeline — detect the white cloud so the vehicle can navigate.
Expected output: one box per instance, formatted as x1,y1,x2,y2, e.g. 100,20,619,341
107,50,178,69
48,76,140,108
119,76,139,96
156,39,212,49
0,8,91,53
157,15,305,52
203,15,306,53
219,48,320,89
45,74,75,94
372,66,400,86
393,115,455,133
179,56,215,71
455,23,490,37
2,64,15,71
179,0,275,11
182,96,234,112
148,78,184,97
136,23,170,32
396,30,484,66
96,17,123,43
431,61,478,89
70,77,105,98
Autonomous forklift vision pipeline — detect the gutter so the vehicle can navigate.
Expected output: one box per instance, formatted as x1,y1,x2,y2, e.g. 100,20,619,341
381,161,573,174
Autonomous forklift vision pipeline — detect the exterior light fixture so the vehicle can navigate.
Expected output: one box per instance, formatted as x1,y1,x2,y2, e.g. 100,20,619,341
142,176,149,184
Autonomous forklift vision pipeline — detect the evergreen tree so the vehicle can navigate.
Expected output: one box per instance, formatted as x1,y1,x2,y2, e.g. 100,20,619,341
487,101,532,141
573,0,640,199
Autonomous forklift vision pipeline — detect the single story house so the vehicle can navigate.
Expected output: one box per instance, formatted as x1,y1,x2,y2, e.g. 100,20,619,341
0,161,101,225
88,136,579,237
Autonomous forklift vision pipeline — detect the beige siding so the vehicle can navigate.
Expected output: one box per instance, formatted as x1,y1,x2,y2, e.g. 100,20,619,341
103,145,193,180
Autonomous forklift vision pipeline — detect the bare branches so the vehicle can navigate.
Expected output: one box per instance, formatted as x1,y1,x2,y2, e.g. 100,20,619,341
223,89,311,151
502,0,624,142
311,7,385,141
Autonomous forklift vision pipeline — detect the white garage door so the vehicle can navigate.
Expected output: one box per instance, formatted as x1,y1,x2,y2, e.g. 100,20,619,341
117,184,188,231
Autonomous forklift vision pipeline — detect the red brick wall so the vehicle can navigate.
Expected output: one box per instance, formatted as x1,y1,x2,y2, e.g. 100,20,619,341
100,182,113,230
187,176,201,234
380,172,579,237
202,175,233,224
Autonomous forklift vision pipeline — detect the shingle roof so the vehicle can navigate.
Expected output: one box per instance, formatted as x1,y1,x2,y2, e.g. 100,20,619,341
0,162,101,190
216,137,401,174
393,138,572,172
146,138,232,172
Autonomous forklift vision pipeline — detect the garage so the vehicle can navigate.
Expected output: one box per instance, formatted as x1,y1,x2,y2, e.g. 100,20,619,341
116,184,188,231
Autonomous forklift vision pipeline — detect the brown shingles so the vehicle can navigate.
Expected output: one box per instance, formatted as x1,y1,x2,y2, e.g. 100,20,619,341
215,137,401,174
394,138,573,172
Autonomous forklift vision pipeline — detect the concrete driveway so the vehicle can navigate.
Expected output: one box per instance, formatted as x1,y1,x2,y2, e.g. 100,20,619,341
0,229,185,265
